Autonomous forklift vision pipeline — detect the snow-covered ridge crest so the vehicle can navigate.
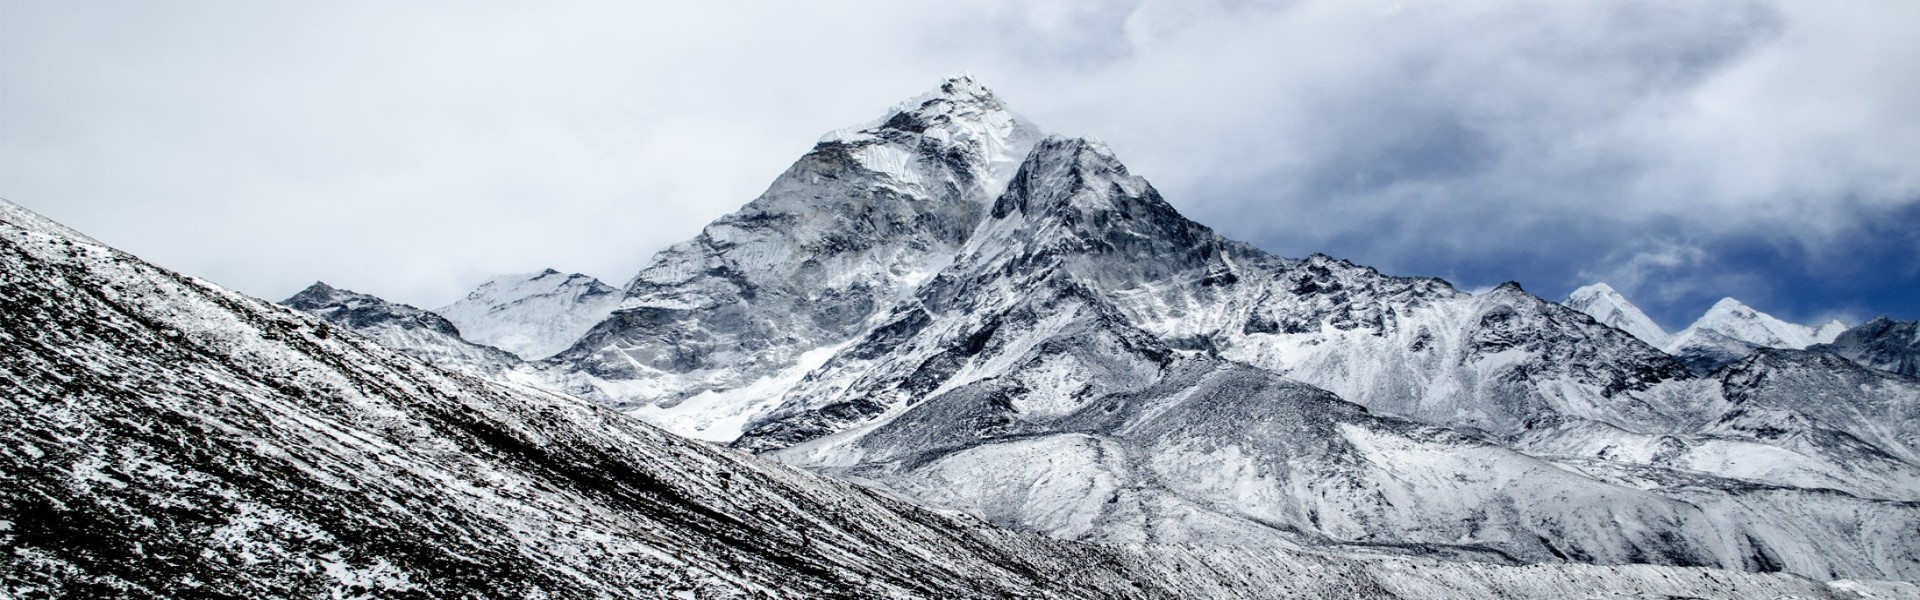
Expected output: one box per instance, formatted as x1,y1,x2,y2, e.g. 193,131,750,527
821,73,1044,196
281,281,522,377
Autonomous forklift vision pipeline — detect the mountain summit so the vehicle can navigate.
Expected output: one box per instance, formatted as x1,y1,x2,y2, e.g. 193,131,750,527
532,76,1045,440
1663,296,1846,374
1565,282,1669,346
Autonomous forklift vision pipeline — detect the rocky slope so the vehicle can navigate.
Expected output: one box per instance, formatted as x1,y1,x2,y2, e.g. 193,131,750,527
17,193,1908,598
282,281,522,377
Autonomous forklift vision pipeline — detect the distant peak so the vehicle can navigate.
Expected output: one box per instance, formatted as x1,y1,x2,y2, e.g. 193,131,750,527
1571,282,1619,296
1493,281,1527,293
1708,297,1752,313
283,281,378,310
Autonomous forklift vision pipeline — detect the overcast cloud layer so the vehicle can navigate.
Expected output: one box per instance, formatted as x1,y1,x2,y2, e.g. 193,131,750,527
4,0,1915,329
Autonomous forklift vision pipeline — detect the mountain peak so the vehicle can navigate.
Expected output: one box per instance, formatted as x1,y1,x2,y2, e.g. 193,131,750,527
1671,296,1827,354
1706,296,1755,316
1572,282,1619,296
813,76,1044,201
283,281,354,309
281,282,464,339
933,72,994,101
991,136,1145,220
821,75,1024,142
438,270,620,360
1564,282,1669,346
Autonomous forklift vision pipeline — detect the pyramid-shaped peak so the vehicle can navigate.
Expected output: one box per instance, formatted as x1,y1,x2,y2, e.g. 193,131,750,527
823,75,1036,143
284,281,353,308
1572,282,1620,297
994,136,1149,219
934,72,994,99
1708,297,1754,314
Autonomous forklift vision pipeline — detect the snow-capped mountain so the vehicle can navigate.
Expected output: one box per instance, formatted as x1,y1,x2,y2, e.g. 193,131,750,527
15,198,1894,598
1682,297,1843,349
1565,282,1669,346
730,138,1920,582
1812,317,1920,377
437,269,619,360
540,74,1044,440
258,77,1920,587
1664,297,1846,374
282,281,521,376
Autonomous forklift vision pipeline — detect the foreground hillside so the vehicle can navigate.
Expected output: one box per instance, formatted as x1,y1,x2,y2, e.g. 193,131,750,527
6,199,1913,595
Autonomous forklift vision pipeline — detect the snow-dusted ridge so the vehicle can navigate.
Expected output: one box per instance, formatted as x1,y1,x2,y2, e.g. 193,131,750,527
16,199,1913,597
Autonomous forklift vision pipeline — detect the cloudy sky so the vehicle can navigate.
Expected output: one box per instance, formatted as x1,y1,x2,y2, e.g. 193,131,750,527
4,0,1915,330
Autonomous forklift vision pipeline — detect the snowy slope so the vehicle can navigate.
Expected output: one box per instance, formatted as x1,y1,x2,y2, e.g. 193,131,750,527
1812,317,1920,376
282,281,522,377
12,200,1897,599
1565,282,1670,346
437,269,620,360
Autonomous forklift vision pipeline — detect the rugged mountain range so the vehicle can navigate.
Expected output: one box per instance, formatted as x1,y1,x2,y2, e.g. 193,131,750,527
272,78,1920,586
731,136,1920,582
1561,284,1890,377
17,193,1907,597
